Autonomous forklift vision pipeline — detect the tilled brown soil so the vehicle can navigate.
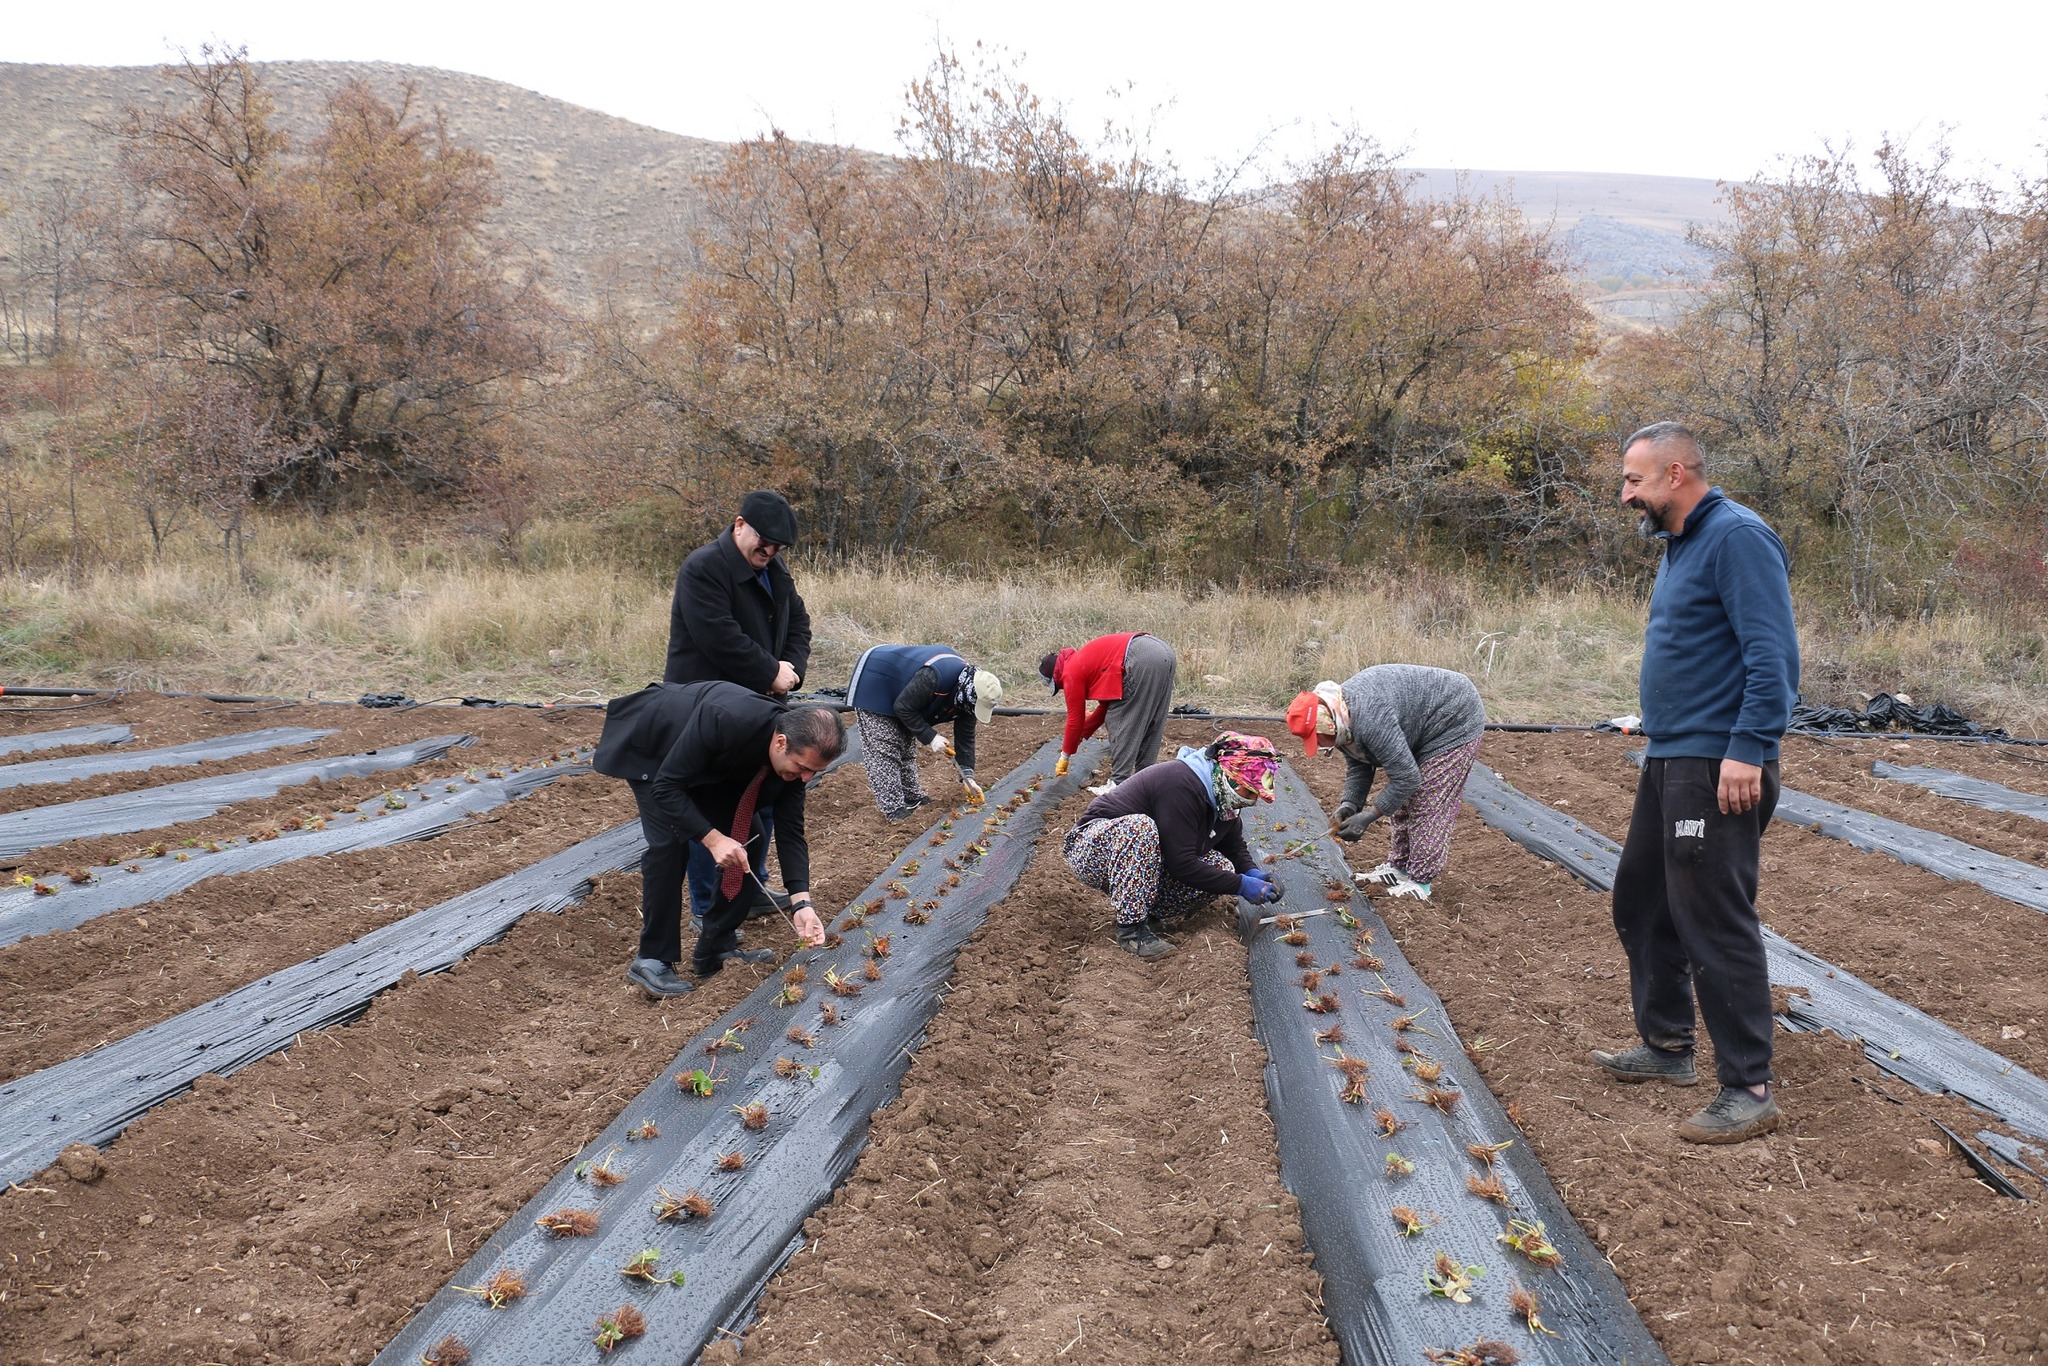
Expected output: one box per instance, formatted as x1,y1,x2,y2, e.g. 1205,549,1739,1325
4,700,2048,1364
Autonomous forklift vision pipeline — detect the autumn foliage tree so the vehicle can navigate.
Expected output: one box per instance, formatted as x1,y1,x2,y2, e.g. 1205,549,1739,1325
111,46,549,496
597,48,1595,578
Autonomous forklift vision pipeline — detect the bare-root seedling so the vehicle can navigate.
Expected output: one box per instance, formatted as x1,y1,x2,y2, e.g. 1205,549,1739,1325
705,1026,748,1056
1412,1086,1463,1115
619,1247,686,1287
820,1003,841,1026
825,967,863,997
1424,1252,1485,1304
1374,1108,1407,1137
536,1208,600,1238
1498,1218,1562,1268
1423,1341,1519,1366
1281,929,1310,946
593,1304,647,1353
1465,1172,1510,1205
1314,1024,1345,1046
786,1025,818,1047
717,1150,748,1171
1354,954,1386,973
575,1149,625,1187
904,906,933,925
1467,1140,1513,1167
1383,1153,1416,1177
733,1101,769,1131
1508,1286,1560,1337
862,960,884,982
652,1186,714,1222
784,964,808,986
1404,1055,1444,1085
1391,1205,1435,1237
1303,991,1340,1014
421,1336,470,1365
628,1120,660,1141
774,1056,804,1079
676,1066,726,1098
1295,950,1318,968
456,1267,526,1309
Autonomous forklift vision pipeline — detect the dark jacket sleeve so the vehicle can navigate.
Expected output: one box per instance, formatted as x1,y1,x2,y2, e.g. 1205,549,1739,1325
1157,782,1244,897
1717,525,1799,767
678,551,779,692
771,780,810,895
893,667,942,746
951,708,977,775
782,576,813,681
1214,814,1253,876
646,707,722,844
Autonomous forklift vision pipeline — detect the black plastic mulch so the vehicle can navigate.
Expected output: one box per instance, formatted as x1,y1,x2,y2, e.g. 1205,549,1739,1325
0,734,473,861
370,736,1105,1366
1873,761,2048,823
1464,764,2048,1148
0,819,647,1189
0,726,335,792
1232,763,1668,1366
1789,693,2010,739
0,750,589,948
0,724,133,758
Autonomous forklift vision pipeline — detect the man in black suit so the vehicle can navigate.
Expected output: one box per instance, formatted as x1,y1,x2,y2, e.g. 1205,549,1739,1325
664,490,814,929
595,680,841,997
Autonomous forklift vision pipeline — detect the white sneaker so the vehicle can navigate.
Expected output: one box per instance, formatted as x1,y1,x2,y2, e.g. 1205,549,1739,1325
1356,862,1401,886
1387,874,1433,901
1086,780,1119,796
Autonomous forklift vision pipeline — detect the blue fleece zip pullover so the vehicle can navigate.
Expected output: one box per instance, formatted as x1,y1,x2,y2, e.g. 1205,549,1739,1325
1640,488,1800,766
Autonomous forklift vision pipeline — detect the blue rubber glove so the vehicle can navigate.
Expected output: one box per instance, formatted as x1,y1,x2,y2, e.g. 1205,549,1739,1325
1239,873,1278,904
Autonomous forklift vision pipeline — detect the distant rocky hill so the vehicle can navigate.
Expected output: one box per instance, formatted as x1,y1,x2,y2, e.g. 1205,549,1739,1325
2,60,1727,323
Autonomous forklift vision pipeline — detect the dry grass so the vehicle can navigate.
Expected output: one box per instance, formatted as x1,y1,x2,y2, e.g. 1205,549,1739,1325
1,501,2044,733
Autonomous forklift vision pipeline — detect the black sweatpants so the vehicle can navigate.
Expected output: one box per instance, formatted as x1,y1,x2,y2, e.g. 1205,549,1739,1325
630,781,747,970
1610,756,1779,1089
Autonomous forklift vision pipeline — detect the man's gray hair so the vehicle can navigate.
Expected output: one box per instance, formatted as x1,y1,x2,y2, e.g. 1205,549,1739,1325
1623,421,1706,471
777,705,847,761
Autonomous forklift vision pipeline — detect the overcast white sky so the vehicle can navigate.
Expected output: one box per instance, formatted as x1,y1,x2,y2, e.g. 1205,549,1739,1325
9,1,2047,185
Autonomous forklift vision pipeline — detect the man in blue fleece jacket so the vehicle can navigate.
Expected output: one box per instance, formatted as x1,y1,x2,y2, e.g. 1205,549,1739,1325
1592,422,1798,1144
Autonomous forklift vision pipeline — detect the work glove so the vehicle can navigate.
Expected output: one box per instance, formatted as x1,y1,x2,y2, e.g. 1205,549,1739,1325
1334,801,1358,826
1055,754,1070,777
1335,806,1379,842
927,734,951,756
961,772,985,807
1238,872,1281,905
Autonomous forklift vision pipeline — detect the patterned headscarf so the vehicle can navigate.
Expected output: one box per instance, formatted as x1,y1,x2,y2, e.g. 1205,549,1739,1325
1207,732,1278,811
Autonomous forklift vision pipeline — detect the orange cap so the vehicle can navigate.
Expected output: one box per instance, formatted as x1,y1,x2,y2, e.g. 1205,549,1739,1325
1285,691,1322,756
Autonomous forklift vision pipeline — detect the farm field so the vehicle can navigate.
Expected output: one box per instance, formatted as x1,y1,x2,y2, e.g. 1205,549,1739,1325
2,696,2046,1364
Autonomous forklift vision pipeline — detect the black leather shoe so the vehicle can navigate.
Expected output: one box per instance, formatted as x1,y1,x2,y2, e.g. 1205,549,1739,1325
689,916,742,944
626,957,695,997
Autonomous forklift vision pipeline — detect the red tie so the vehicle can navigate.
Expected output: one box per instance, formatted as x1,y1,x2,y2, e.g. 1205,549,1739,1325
720,767,769,900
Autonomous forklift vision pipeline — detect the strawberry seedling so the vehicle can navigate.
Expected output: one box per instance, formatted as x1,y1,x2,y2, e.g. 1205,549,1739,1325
1295,950,1318,969
1411,1086,1463,1115
820,1003,840,1026
1404,1055,1445,1084
861,960,884,982
652,1186,714,1222
1280,930,1310,947
1383,1152,1416,1177
1508,1286,1559,1337
1498,1218,1562,1268
775,984,806,1007
619,1247,686,1287
904,905,933,924
628,1120,660,1141
1314,1024,1345,1046
824,967,863,997
1391,1205,1434,1237
774,1056,804,1079
536,1208,600,1238
420,1335,470,1365
1464,1172,1509,1205
1303,991,1339,1014
1374,1108,1406,1137
593,1304,647,1353
864,931,892,959
1423,1341,1520,1366
1354,953,1386,973
786,1025,818,1047
1424,1251,1484,1304
705,1026,747,1055
575,1149,625,1187
456,1267,526,1309
717,1150,748,1171
676,1066,726,1098
733,1101,769,1131
1467,1140,1513,1167
1301,970,1324,991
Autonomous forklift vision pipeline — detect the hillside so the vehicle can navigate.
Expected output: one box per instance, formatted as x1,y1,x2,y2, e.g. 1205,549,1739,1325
1,59,1727,321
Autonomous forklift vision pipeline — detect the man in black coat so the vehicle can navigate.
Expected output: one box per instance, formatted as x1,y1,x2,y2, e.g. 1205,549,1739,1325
664,489,815,929
595,680,842,996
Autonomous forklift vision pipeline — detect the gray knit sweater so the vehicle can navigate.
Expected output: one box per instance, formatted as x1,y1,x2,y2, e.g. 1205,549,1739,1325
1335,665,1486,816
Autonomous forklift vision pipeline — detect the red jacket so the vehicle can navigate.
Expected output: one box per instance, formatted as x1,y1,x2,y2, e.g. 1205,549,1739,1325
1056,632,1142,755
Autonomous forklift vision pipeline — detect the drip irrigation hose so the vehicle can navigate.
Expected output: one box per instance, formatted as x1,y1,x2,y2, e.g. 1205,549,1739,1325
371,736,1107,1366
1465,763,2048,1150
1231,763,1668,1365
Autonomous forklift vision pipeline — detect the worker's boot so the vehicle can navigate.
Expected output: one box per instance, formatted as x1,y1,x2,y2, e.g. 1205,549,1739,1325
1115,921,1174,959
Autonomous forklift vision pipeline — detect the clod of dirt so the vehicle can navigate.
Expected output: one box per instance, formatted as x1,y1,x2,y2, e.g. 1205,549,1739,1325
55,1143,107,1183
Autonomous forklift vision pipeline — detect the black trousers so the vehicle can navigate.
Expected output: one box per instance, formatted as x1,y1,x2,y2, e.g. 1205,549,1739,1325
1611,756,1779,1089
630,781,747,970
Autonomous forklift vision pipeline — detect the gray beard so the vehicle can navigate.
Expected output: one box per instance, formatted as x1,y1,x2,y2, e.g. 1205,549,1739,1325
1635,511,1661,539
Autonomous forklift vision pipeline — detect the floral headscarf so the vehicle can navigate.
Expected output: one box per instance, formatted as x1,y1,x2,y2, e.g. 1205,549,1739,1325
1208,732,1278,811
